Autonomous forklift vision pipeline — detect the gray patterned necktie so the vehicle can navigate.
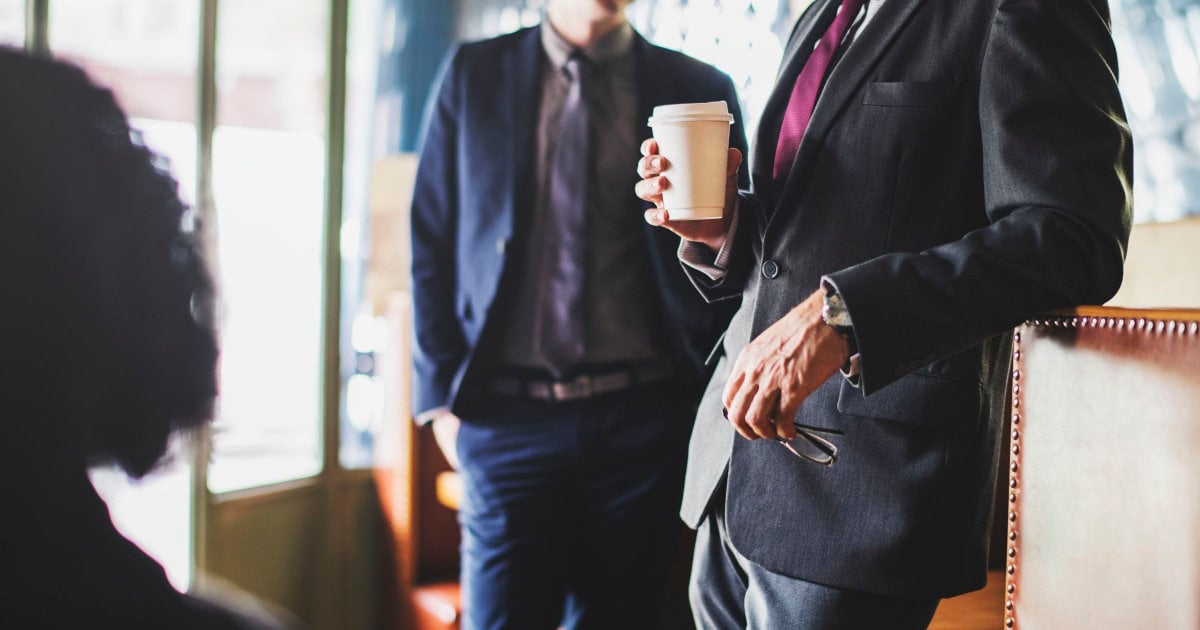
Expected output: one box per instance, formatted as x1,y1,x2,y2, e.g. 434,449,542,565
533,52,590,377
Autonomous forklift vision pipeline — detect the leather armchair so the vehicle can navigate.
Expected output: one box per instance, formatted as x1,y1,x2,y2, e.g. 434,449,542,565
1006,307,1200,629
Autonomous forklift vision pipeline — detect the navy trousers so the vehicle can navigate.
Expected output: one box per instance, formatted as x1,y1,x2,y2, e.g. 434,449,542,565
455,384,693,630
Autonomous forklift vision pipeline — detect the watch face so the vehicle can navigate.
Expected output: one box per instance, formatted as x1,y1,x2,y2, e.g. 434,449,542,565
823,292,854,328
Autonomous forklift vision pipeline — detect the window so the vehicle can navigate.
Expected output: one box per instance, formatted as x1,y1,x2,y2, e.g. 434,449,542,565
48,0,202,590
46,0,337,495
456,0,797,138
458,0,540,40
49,1,199,200
1110,0,1200,223
207,0,329,493
630,0,795,138
0,0,22,47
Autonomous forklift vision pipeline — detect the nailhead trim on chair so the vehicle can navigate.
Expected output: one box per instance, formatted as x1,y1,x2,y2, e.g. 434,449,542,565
1006,327,1021,630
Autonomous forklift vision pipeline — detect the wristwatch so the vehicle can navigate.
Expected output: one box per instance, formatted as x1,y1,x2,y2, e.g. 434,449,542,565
821,284,860,377
821,289,853,329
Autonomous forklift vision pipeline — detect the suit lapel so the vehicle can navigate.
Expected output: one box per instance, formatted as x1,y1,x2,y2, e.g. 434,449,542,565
752,0,840,188
632,32,660,167
506,27,544,230
772,0,930,220
632,34,673,248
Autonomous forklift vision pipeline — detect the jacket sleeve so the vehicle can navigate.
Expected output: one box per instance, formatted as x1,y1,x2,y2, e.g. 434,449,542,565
825,0,1132,394
679,192,760,304
410,47,468,416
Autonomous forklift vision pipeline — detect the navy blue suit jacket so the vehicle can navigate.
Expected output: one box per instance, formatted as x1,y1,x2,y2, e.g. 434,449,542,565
410,25,749,417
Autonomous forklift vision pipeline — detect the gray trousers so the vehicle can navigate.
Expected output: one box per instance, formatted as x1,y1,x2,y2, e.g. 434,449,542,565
689,488,940,630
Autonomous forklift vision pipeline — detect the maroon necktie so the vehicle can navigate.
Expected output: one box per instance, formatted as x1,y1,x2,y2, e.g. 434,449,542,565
773,0,865,182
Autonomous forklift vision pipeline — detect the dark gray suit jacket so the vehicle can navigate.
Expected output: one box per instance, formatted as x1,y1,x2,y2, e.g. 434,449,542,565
680,0,1132,598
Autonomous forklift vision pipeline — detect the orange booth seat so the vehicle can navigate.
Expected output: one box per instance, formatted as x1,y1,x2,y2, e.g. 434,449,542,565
373,293,462,630
409,473,466,630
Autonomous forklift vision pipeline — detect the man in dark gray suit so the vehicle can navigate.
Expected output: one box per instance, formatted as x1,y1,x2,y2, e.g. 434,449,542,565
637,0,1132,627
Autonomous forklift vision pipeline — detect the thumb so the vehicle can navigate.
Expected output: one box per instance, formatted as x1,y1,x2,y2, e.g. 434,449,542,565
726,148,743,177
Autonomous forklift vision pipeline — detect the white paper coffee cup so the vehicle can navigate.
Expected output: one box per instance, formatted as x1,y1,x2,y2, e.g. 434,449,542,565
647,101,735,221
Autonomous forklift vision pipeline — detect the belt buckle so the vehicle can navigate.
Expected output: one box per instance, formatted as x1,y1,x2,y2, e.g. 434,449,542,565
552,374,592,401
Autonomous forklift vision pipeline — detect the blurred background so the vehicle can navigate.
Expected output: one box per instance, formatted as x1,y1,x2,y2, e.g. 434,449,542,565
2,0,1198,628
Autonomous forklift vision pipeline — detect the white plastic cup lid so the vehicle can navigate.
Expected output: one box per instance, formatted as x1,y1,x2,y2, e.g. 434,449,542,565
648,101,734,126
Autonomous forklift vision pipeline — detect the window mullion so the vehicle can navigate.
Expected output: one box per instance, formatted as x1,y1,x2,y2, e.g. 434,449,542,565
190,0,219,589
25,0,47,55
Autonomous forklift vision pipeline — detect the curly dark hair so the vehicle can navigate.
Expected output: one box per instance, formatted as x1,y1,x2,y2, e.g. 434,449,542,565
0,47,218,479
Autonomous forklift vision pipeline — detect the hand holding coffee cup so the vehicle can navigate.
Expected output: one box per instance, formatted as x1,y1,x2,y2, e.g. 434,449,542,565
637,101,742,252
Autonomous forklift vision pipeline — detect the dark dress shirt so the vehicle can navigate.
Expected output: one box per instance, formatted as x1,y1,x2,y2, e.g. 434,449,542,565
498,22,669,375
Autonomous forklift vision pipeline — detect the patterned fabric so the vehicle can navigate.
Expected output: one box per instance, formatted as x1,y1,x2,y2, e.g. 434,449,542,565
532,53,590,375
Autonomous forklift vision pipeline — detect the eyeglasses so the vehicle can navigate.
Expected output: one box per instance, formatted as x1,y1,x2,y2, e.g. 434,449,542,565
775,425,839,466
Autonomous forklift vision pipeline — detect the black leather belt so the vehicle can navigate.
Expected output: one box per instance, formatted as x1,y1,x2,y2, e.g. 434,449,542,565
486,364,675,402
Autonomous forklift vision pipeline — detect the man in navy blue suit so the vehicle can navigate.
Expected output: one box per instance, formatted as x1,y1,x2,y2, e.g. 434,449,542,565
409,1,747,627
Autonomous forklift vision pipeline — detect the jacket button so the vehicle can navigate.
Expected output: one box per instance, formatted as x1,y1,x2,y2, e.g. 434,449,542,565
761,260,780,279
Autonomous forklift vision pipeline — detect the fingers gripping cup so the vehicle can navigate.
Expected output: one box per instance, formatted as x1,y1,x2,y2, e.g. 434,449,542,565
647,101,735,220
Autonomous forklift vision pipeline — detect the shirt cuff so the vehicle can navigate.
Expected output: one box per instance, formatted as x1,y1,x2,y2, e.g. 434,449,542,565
841,353,862,385
415,406,452,427
678,206,740,281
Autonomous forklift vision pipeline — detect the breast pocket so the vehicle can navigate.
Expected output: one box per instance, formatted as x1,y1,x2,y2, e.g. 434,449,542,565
862,81,958,108
837,372,981,433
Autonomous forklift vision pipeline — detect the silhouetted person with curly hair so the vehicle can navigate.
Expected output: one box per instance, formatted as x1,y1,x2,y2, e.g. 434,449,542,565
0,48,292,629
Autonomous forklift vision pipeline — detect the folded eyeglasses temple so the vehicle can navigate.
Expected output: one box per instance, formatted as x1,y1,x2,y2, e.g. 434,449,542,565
775,426,838,466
